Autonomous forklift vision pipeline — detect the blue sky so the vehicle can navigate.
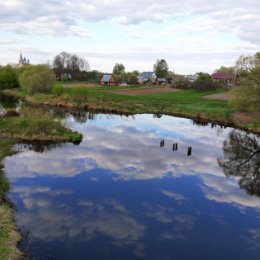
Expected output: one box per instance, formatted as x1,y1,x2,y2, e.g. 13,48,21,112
0,0,260,74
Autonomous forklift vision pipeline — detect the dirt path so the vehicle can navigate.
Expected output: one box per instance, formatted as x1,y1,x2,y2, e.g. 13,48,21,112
203,92,230,100
112,87,181,96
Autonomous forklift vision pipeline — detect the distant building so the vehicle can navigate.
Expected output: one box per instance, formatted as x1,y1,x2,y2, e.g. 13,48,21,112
100,74,115,85
138,72,157,84
186,74,198,82
18,51,30,68
157,78,167,85
212,73,236,87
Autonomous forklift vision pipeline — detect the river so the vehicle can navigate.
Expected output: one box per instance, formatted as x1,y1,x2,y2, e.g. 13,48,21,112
1,96,260,260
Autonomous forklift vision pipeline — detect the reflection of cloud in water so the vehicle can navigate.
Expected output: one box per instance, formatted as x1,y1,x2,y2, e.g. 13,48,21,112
161,190,188,201
5,114,260,212
5,115,228,182
201,175,260,210
17,194,145,243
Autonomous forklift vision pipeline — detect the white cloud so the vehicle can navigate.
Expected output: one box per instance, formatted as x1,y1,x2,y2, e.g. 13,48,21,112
0,0,259,42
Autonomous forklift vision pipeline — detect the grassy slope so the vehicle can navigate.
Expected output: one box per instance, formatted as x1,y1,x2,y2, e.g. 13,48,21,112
0,116,82,142
0,140,22,260
3,86,260,132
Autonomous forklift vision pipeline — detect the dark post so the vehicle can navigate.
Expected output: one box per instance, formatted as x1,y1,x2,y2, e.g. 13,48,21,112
172,143,178,151
160,140,165,147
187,147,192,156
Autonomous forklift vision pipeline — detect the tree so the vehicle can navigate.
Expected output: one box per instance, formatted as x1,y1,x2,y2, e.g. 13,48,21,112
153,59,169,78
19,65,56,94
126,72,138,85
235,52,260,74
214,66,235,73
53,52,90,80
191,73,221,91
218,130,260,196
0,66,19,89
113,63,125,75
230,52,260,113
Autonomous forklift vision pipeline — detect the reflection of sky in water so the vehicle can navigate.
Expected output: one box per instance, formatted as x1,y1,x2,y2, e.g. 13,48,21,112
4,114,260,260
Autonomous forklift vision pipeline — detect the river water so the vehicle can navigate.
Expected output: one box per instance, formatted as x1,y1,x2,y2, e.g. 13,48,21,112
1,97,260,260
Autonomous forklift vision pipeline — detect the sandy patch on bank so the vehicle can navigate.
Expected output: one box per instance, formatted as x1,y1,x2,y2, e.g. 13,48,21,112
203,93,230,100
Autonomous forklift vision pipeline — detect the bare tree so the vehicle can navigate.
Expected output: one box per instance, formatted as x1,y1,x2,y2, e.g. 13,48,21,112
53,52,90,80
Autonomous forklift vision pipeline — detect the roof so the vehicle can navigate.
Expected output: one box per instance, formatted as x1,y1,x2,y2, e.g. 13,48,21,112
212,73,236,80
139,72,155,78
101,74,113,82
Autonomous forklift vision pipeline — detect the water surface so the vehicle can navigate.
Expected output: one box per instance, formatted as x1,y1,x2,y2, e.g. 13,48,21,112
3,112,260,260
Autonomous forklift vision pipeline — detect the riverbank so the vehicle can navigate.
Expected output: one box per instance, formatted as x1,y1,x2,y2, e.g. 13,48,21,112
3,87,260,133
0,140,22,260
0,97,83,259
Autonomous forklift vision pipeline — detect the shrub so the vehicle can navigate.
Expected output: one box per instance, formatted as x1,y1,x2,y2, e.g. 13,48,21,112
191,74,221,91
0,66,19,90
19,65,55,94
173,77,191,89
52,84,64,96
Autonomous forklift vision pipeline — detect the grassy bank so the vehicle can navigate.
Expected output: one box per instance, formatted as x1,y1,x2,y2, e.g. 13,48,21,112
0,116,82,142
0,140,22,260
3,86,260,133
0,101,82,259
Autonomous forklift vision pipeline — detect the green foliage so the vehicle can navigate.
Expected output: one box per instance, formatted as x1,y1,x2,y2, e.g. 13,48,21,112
174,77,191,89
214,66,235,73
19,64,55,94
235,52,260,74
0,116,82,142
153,59,169,78
52,84,65,96
230,70,260,113
231,52,260,113
126,72,138,85
192,73,221,91
113,63,125,75
0,66,19,90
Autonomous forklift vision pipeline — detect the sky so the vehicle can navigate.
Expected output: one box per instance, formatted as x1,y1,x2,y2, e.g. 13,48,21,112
0,0,260,74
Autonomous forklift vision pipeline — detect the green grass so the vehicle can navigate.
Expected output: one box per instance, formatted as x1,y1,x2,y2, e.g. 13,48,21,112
0,140,22,260
0,205,22,260
3,87,259,132
0,116,82,142
62,87,232,121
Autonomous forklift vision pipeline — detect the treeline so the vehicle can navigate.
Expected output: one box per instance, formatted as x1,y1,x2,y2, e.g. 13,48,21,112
0,65,19,89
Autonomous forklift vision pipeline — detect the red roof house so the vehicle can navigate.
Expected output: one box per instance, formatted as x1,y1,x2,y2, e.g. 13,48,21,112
212,73,236,86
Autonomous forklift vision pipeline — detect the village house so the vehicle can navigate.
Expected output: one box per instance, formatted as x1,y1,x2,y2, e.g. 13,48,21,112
212,72,236,87
186,74,198,82
100,74,115,85
138,72,157,84
157,78,167,85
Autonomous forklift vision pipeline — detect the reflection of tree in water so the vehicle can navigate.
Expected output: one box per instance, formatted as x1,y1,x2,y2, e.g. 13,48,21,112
15,142,65,153
73,111,97,124
218,130,260,196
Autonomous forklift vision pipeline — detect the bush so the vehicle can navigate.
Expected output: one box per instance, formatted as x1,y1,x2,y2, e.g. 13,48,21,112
52,84,64,96
191,74,221,91
19,65,55,94
0,66,19,90
174,78,191,89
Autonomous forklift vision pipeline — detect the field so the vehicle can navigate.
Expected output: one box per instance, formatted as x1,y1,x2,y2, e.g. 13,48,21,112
3,84,260,132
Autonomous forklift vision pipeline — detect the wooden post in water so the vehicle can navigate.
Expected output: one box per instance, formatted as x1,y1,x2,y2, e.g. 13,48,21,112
160,140,165,147
172,143,178,151
187,147,192,156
